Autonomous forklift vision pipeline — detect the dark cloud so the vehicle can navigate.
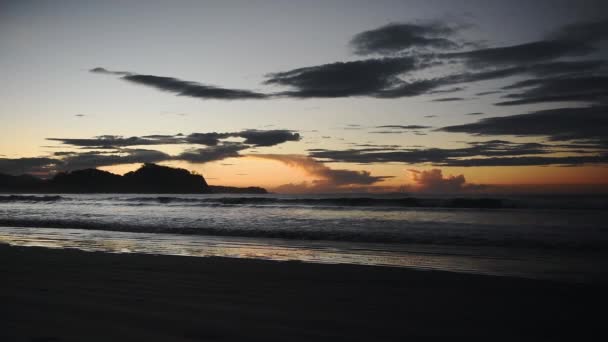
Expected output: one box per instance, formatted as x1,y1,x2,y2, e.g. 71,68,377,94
466,112,485,116
264,57,420,98
496,75,608,106
15,129,302,175
369,131,407,134
443,18,608,69
0,157,60,176
90,19,608,102
376,125,431,129
49,130,301,149
444,40,592,68
122,74,268,100
59,149,170,171
350,22,462,55
308,139,606,167
184,132,232,146
435,155,608,167
526,60,605,77
238,129,301,146
89,67,131,76
475,91,501,96
91,68,268,100
262,55,605,100
369,78,448,99
440,106,608,145
548,18,608,45
47,135,183,149
177,143,248,163
428,86,466,94
314,141,544,162
431,97,466,102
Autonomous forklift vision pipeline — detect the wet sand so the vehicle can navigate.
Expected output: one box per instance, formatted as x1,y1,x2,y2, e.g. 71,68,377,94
1,244,605,341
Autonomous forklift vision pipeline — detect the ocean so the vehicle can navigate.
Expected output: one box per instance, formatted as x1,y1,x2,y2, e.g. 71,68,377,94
1,193,607,282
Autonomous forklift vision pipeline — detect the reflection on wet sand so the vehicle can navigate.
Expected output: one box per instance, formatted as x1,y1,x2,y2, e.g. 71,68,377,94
1,226,606,282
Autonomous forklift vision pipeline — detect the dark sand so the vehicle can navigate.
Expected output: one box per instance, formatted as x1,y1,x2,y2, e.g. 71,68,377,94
1,244,605,341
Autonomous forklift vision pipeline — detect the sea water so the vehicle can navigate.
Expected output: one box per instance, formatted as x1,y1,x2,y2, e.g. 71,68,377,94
1,193,607,282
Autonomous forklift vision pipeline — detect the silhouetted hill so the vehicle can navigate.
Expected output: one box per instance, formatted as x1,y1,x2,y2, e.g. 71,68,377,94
122,163,209,193
0,173,44,191
0,163,267,194
51,168,124,192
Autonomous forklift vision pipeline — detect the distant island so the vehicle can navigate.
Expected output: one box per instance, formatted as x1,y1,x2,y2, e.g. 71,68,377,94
0,163,267,194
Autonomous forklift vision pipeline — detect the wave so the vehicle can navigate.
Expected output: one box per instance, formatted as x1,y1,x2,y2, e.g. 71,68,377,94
122,195,608,210
0,195,64,202
2,193,607,209
121,196,514,209
1,218,607,251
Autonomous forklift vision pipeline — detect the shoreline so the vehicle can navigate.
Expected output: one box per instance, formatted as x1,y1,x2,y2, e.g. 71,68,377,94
3,225,608,283
1,244,606,340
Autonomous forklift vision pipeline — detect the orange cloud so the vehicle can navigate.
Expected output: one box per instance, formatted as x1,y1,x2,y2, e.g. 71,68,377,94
251,154,391,193
407,169,478,193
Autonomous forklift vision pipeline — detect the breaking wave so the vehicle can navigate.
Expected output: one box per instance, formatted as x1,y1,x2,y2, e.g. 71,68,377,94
2,193,606,209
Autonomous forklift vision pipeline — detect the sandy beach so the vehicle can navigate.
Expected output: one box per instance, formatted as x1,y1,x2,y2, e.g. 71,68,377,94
1,244,605,341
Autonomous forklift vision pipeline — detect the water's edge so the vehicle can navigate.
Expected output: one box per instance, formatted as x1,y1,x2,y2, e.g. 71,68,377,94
2,225,606,283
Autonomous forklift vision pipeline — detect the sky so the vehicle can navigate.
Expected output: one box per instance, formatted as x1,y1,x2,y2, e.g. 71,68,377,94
1,0,607,193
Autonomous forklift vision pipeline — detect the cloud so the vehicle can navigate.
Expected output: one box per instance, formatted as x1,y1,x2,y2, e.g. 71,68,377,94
376,125,431,129
2,142,256,176
0,157,61,176
370,125,432,134
431,97,466,102
476,91,500,96
444,40,592,68
466,112,484,115
440,106,608,145
547,18,608,44
349,22,463,55
184,132,233,146
264,57,421,98
309,140,550,163
435,155,608,167
9,128,301,175
442,19,608,68
90,19,608,102
177,143,248,163
253,154,391,192
428,86,466,94
89,67,131,75
308,138,607,167
292,18,607,100
408,169,468,193
58,149,170,171
49,130,301,148
262,52,604,100
524,60,605,77
91,68,268,100
496,75,608,106
47,135,183,149
237,130,301,146
369,131,408,134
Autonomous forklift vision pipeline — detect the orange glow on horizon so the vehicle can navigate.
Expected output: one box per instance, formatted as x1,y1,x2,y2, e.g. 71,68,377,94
98,157,608,193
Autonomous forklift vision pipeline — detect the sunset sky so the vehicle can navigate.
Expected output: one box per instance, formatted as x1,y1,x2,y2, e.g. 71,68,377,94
1,0,607,193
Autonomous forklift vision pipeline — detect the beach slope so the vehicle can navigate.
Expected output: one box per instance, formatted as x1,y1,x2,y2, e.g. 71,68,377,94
1,244,605,341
